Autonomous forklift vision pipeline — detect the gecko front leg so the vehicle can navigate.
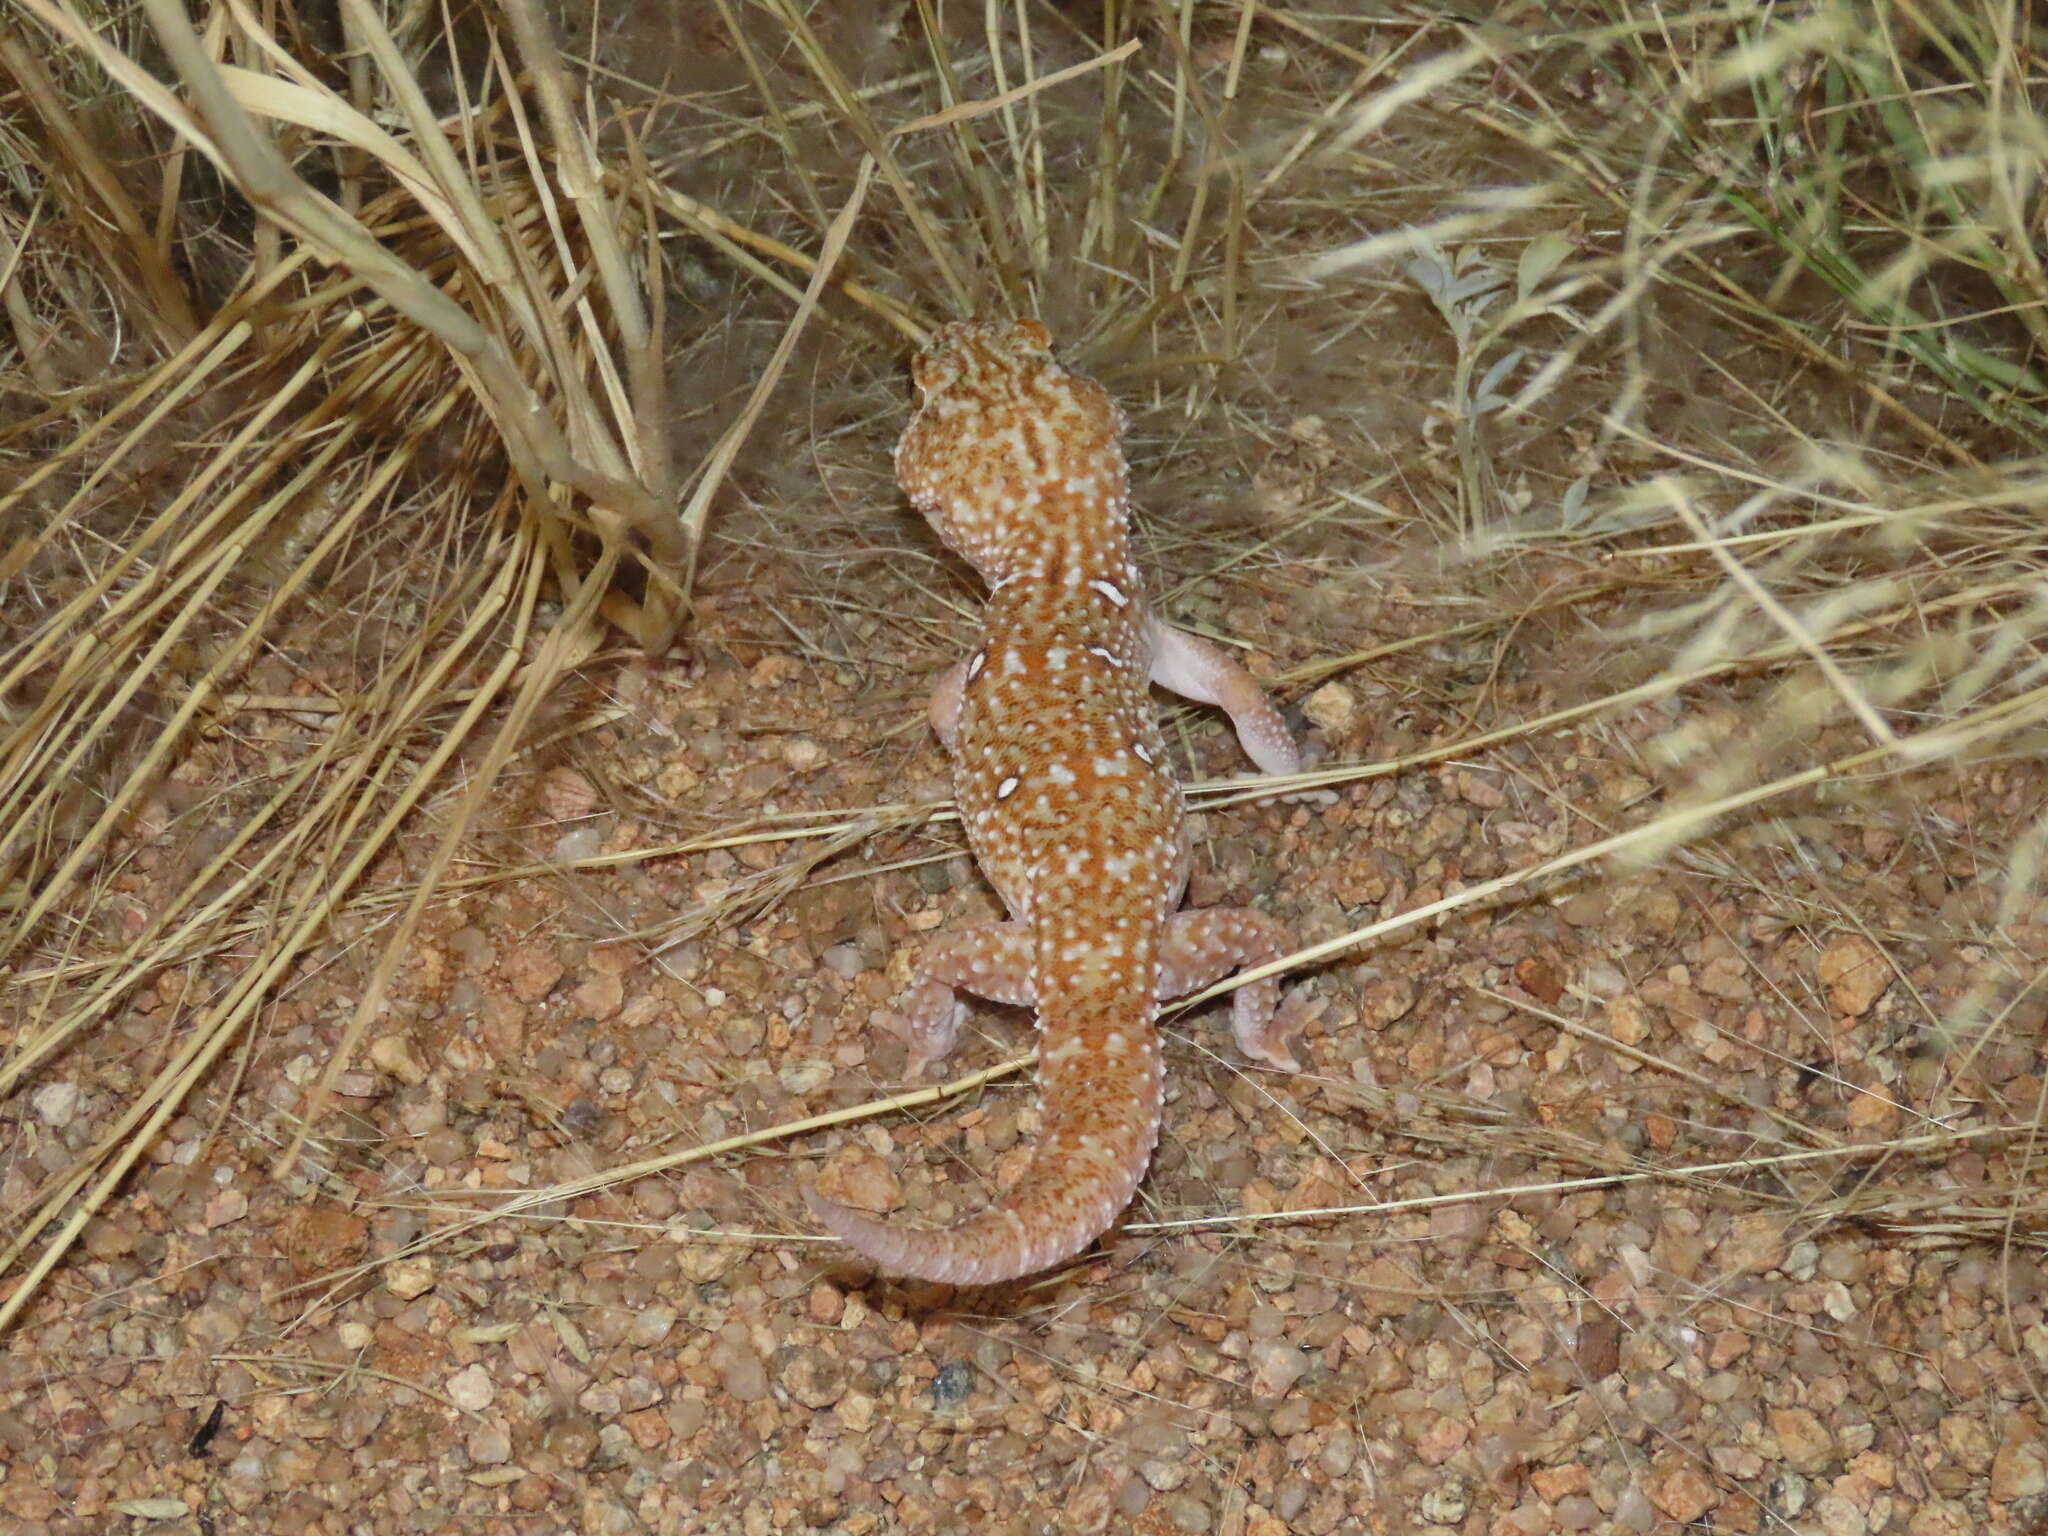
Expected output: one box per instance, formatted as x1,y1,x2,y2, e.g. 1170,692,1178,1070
928,655,970,749
1148,619,1299,777
938,626,1291,770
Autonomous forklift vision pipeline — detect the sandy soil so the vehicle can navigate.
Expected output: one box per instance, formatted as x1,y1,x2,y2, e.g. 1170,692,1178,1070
7,507,2046,1532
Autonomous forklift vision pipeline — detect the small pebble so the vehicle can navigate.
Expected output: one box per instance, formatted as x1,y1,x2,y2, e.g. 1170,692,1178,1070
617,1376,661,1412
777,1060,833,1094
808,1282,845,1326
1783,1239,1820,1281
782,737,827,771
1303,682,1356,734
385,1259,435,1299
201,1187,248,1229
712,1336,769,1403
1320,1426,1357,1477
780,1346,848,1409
1418,1482,1468,1523
552,823,605,864
1555,1495,1601,1531
628,1306,677,1348
31,1081,80,1127
467,1423,512,1465
369,1034,427,1086
1612,1486,1656,1532
1269,1399,1312,1435
445,1364,494,1412
82,1218,137,1261
419,1126,468,1167
929,1359,974,1411
1249,1339,1309,1397
1139,1458,1189,1492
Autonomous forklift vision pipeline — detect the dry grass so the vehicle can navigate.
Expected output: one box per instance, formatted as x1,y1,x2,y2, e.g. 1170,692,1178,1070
3,0,2047,1495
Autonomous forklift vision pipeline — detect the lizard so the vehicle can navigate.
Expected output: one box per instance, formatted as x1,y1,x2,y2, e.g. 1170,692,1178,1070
805,317,1304,1285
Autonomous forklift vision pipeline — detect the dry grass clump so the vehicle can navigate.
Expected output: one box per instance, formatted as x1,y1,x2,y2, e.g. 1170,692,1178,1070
0,0,705,1330
1,0,2045,1352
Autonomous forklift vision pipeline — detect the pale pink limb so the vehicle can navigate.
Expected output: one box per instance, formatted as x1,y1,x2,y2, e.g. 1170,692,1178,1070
897,911,1305,1072
1161,907,1305,1072
928,656,969,749
890,921,1033,1071
1147,620,1299,776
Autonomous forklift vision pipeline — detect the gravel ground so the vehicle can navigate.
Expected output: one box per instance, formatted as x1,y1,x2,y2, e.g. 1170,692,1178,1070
6,576,2046,1535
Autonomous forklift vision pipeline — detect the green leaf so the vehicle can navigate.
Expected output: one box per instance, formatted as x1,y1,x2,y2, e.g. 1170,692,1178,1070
1516,233,1574,304
1559,476,1591,529
1476,348,1526,409
1406,251,1450,304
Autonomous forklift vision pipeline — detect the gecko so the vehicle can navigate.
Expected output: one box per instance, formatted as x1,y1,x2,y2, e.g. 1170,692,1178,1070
804,318,1304,1285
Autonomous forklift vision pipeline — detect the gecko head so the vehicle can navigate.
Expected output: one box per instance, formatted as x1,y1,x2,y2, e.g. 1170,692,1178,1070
893,318,1129,586
910,317,1051,398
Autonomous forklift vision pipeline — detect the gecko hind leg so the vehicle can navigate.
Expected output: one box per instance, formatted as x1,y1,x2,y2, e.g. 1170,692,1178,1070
891,920,1034,1071
1159,907,1305,1072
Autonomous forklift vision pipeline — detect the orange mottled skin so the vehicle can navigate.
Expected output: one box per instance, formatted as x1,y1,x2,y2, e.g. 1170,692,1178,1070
805,319,1303,1285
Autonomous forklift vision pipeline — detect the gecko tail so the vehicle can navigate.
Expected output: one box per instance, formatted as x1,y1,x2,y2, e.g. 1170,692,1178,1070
802,1179,1132,1287
807,990,1165,1286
